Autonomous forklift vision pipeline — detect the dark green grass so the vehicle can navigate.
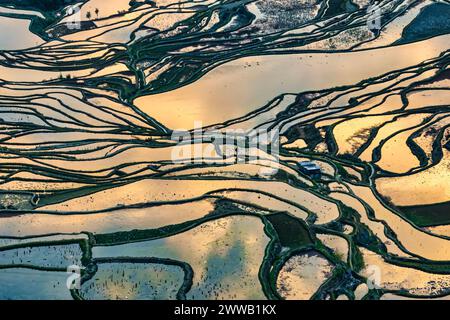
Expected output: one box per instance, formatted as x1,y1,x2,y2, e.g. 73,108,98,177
266,212,313,249
398,201,450,227
323,0,358,18
0,0,83,13
397,3,450,44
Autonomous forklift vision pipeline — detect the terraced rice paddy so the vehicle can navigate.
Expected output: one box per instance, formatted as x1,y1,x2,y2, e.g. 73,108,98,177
0,0,448,300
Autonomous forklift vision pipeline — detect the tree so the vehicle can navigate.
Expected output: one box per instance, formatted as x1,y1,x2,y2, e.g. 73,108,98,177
86,11,91,20
95,8,99,18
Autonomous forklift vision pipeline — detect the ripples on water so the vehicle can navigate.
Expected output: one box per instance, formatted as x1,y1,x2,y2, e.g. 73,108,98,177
0,0,449,300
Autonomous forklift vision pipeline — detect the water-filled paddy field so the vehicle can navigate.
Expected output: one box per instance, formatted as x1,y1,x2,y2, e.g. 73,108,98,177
0,0,449,300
